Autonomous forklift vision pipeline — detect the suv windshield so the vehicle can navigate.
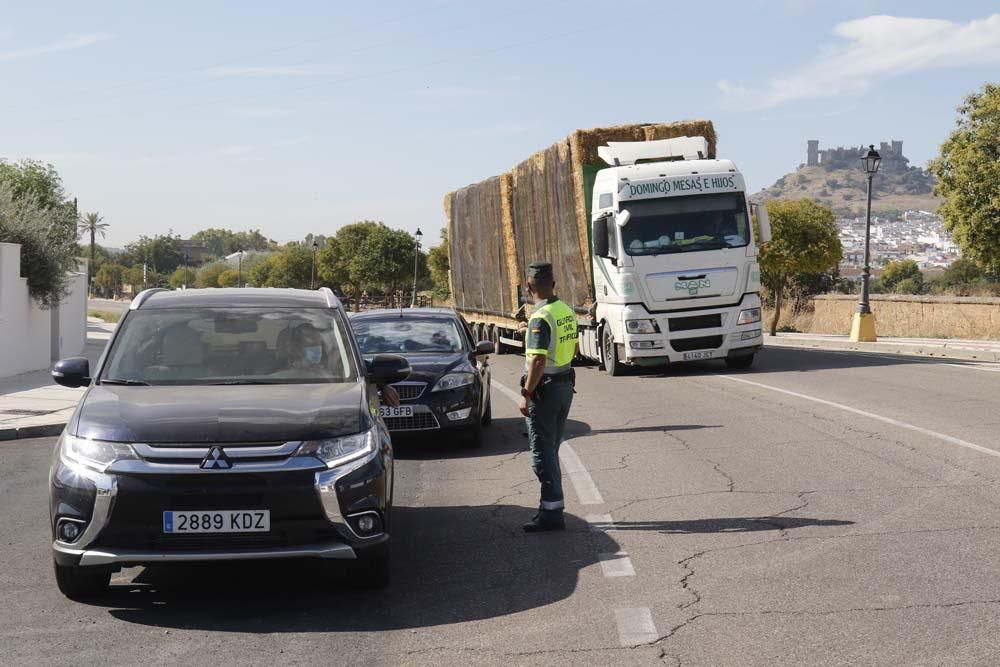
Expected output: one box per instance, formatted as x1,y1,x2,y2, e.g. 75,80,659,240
353,318,464,354
101,308,358,385
621,192,750,256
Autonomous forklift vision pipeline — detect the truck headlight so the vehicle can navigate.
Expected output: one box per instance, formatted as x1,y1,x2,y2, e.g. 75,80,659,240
625,319,659,334
60,434,137,473
737,308,761,325
297,428,375,468
432,372,475,392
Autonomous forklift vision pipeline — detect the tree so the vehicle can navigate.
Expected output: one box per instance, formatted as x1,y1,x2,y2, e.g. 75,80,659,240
0,183,79,307
930,84,1000,274
119,234,183,274
190,228,273,257
252,244,313,288
168,266,196,289
428,227,450,298
881,259,923,293
123,265,146,292
218,269,240,288
78,212,108,289
196,261,228,288
95,263,125,298
942,257,982,287
759,199,842,335
893,277,923,295
0,159,78,246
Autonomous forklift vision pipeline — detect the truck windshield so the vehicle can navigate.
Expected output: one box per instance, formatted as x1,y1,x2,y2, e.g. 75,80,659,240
100,308,359,385
620,193,750,256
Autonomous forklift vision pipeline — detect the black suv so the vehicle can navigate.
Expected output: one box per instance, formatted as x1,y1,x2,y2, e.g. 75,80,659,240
48,287,409,599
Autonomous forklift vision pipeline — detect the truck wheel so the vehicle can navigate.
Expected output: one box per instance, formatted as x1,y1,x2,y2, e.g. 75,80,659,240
492,326,507,355
54,561,111,600
601,327,625,377
725,353,755,370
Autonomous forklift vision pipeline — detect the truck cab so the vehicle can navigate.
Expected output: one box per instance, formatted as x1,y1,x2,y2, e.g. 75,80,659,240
582,136,770,374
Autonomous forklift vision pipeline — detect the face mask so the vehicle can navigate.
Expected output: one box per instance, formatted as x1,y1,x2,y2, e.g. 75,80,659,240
304,346,323,364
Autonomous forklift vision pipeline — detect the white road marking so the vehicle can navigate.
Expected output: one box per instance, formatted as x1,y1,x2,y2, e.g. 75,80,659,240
614,607,659,646
946,362,1000,373
493,380,605,505
719,374,999,459
599,551,636,577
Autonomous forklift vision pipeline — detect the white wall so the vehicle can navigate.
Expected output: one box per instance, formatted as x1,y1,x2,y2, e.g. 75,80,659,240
0,242,87,377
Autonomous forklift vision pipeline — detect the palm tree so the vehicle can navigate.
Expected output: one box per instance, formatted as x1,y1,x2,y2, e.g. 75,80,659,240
78,212,109,292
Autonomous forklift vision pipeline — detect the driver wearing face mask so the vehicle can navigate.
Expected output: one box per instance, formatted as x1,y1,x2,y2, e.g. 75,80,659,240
290,323,327,370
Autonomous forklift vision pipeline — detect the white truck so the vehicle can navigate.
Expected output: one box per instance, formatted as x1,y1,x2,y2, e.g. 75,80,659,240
445,121,771,375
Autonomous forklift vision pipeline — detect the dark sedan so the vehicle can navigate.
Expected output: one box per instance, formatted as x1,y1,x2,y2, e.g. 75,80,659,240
350,308,493,448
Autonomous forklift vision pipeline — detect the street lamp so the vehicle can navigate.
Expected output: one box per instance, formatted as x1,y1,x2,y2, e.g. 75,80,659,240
237,249,245,288
311,240,319,290
411,228,423,307
850,144,881,342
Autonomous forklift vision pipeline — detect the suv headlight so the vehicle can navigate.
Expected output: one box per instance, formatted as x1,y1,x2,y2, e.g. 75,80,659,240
60,434,137,472
296,428,375,469
432,372,475,392
625,319,659,334
737,308,761,325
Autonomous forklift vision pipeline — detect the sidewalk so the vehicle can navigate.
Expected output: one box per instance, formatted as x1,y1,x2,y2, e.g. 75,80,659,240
766,332,1000,362
0,319,114,440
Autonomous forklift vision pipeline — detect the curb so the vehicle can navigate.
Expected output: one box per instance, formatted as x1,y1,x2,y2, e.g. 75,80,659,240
0,421,67,441
765,337,1000,363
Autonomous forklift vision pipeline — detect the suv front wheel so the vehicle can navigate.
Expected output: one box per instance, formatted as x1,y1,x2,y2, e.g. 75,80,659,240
54,561,111,600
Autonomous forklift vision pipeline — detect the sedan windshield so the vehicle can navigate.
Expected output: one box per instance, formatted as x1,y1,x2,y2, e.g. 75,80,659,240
621,192,750,256
353,318,464,354
101,308,358,385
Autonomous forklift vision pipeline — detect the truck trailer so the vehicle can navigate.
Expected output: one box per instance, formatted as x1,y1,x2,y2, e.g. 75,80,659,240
444,121,771,375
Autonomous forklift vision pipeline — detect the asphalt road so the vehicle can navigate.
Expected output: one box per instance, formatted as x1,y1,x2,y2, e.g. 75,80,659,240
88,297,130,314
3,347,1000,666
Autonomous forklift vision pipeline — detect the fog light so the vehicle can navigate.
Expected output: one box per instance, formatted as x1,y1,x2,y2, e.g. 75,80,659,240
447,407,473,421
58,520,82,542
358,515,375,533
741,329,762,340
629,341,664,349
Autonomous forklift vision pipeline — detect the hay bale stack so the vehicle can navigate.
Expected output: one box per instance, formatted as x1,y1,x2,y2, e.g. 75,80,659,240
446,176,514,315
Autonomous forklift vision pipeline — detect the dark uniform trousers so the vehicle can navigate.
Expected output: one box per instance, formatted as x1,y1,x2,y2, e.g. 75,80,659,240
525,375,575,520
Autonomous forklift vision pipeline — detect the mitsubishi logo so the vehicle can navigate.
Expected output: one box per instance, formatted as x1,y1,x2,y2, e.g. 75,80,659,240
201,446,232,470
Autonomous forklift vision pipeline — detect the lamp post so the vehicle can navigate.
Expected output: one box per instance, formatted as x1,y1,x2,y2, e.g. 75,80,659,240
237,249,244,288
850,144,881,342
411,228,423,307
311,240,319,289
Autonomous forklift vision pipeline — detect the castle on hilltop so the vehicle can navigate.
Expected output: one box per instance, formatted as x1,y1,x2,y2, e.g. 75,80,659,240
806,140,910,173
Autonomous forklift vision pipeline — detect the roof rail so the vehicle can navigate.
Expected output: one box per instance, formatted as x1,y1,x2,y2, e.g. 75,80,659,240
130,288,169,310
318,286,339,309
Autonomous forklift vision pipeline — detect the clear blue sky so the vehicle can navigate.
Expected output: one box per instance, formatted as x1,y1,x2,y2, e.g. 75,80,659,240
2,0,997,247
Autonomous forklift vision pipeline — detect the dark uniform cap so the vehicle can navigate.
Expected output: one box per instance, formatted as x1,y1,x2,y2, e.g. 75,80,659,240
527,262,554,281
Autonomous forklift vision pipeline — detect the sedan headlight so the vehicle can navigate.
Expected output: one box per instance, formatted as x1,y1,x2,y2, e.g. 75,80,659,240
296,428,375,469
432,372,475,392
737,308,762,325
625,319,660,334
60,434,136,472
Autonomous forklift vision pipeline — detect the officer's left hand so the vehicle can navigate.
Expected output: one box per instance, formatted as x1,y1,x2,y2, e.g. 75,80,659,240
519,396,529,417
381,384,400,408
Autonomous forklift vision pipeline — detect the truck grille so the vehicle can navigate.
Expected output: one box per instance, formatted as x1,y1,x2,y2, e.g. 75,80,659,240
671,335,724,352
392,382,427,401
668,314,722,332
384,412,440,431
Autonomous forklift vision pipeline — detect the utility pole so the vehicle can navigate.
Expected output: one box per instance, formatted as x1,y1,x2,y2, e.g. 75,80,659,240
411,228,423,307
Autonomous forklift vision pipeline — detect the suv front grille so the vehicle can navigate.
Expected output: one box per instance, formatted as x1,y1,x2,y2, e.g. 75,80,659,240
384,412,439,431
668,314,722,332
671,335,724,352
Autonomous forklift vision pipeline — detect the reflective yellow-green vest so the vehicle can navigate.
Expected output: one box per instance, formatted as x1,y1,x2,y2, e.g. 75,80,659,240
525,298,578,374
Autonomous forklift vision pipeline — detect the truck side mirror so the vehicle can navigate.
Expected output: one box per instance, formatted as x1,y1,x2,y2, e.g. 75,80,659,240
614,209,631,227
753,202,772,245
592,214,610,258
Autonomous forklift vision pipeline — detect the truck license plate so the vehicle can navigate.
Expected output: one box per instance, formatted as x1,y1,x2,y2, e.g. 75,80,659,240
163,510,269,533
682,350,720,361
379,406,414,418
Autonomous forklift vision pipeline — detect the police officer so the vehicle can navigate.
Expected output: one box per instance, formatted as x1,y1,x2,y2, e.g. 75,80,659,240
519,262,578,533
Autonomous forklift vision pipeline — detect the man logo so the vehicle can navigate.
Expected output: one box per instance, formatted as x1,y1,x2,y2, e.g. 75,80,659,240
201,446,232,470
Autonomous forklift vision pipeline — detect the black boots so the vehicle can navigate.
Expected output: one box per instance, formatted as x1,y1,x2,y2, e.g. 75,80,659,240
522,514,565,533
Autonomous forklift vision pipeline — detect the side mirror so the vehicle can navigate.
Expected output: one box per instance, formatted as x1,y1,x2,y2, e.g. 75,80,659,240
754,202,772,245
365,354,411,385
474,341,494,356
52,357,91,388
614,209,631,227
592,214,610,259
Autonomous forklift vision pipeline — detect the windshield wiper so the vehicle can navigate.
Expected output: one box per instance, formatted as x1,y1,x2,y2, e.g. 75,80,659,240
208,379,285,385
100,378,149,386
